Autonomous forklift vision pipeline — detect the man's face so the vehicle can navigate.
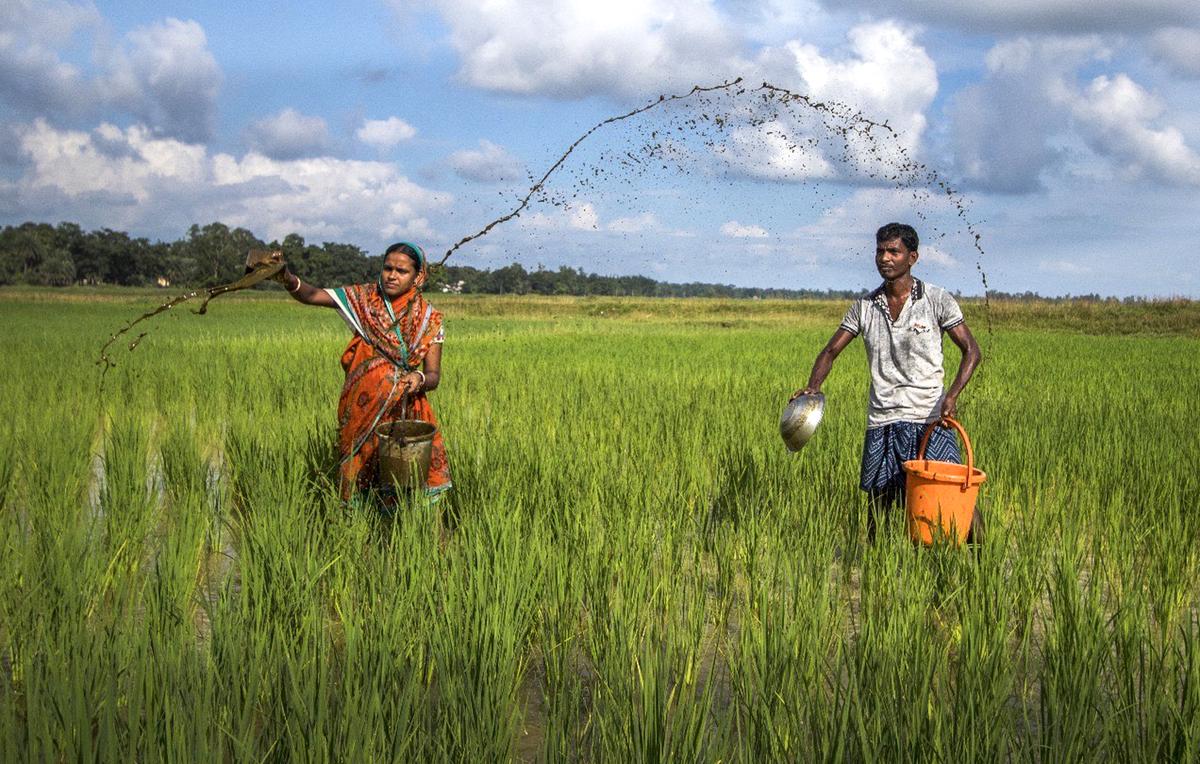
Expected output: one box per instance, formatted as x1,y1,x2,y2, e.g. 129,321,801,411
875,237,917,281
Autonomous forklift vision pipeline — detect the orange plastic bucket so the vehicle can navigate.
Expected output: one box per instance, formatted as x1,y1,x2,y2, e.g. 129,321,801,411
902,417,986,546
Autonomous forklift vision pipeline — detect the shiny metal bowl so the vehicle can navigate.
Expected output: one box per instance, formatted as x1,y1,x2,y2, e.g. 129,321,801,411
780,392,825,452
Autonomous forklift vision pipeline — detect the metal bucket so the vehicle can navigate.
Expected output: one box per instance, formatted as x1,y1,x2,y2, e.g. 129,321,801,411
780,392,825,452
376,419,436,489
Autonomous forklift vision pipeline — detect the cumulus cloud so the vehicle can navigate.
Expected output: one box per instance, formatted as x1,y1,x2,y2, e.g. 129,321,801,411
396,0,742,98
0,5,221,142
356,116,417,150
4,119,451,245
819,0,1199,34
100,18,222,143
951,37,1200,191
1149,27,1200,77
699,21,936,184
448,139,524,183
245,109,332,160
918,245,958,268
756,21,938,151
0,0,101,116
726,0,830,46
948,37,1096,192
1068,73,1200,185
721,220,769,237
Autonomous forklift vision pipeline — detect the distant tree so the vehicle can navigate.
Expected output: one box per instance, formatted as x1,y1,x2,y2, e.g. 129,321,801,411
0,222,56,284
85,228,138,284
529,265,556,295
322,242,375,284
182,223,263,285
36,248,76,286
492,263,530,294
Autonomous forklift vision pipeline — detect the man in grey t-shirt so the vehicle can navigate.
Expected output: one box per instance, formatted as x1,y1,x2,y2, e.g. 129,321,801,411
792,223,982,542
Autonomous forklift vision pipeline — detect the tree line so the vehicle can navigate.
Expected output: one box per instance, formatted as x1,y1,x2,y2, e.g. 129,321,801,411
0,220,865,299
3,220,1167,302
0,221,379,289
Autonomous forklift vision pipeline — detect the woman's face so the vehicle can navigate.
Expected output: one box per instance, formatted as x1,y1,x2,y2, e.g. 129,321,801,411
380,251,421,297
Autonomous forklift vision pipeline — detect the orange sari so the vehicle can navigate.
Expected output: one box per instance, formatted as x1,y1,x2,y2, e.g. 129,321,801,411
327,280,450,500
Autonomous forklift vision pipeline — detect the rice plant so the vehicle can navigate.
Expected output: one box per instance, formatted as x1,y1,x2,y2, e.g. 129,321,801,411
0,288,1197,760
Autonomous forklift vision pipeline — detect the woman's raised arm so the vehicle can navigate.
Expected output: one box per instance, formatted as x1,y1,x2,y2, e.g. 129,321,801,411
280,268,336,308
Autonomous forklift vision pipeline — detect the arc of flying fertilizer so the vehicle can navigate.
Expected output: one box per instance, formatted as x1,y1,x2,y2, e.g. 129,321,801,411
433,77,911,268
431,75,991,353
435,78,740,267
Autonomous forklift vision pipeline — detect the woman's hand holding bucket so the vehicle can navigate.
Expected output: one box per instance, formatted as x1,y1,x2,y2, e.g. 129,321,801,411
400,371,425,395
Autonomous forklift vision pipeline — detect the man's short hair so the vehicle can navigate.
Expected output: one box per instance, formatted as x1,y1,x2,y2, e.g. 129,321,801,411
876,223,919,253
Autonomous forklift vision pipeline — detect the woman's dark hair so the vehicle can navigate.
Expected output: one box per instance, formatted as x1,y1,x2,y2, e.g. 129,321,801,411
384,241,424,269
876,223,919,252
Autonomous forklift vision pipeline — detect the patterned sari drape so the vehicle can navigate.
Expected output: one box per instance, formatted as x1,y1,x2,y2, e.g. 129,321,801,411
327,281,450,500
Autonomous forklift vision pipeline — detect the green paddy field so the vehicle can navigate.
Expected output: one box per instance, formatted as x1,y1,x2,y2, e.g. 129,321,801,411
1,287,1198,761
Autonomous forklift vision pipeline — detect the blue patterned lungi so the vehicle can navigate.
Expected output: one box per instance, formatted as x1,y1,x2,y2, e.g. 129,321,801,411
860,421,960,496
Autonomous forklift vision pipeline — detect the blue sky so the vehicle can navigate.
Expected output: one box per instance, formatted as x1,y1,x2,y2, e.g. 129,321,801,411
2,0,1198,296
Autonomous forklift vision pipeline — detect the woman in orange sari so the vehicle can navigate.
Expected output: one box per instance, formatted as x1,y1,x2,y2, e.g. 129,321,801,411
279,242,450,501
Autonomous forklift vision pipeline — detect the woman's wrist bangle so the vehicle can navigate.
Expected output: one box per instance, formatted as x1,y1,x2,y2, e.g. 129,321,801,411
414,370,426,390
287,274,302,293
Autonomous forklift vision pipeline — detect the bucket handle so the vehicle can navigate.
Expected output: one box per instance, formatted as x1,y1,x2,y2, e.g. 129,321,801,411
378,389,411,443
917,416,975,490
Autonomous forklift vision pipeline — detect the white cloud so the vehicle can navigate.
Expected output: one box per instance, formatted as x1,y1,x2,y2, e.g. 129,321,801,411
693,21,937,185
448,139,524,183
245,109,332,160
209,151,452,242
100,18,222,143
519,201,601,231
607,212,660,233
15,120,207,204
721,220,769,238
5,119,451,246
951,36,1200,191
0,6,222,142
819,0,1200,34
398,0,742,98
919,244,958,268
1149,27,1200,78
0,0,100,116
567,202,600,230
1067,74,1200,186
948,37,1099,192
785,187,980,274
714,119,839,181
0,0,100,45
758,21,938,152
728,0,831,46
357,116,418,150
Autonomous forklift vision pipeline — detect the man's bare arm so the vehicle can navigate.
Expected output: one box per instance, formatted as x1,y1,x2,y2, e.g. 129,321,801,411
940,322,981,421
791,328,856,399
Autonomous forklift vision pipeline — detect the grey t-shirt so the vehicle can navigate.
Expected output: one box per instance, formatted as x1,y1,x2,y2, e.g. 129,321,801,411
839,279,964,427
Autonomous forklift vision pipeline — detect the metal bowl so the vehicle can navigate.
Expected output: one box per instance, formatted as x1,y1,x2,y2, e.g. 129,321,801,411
780,392,825,452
